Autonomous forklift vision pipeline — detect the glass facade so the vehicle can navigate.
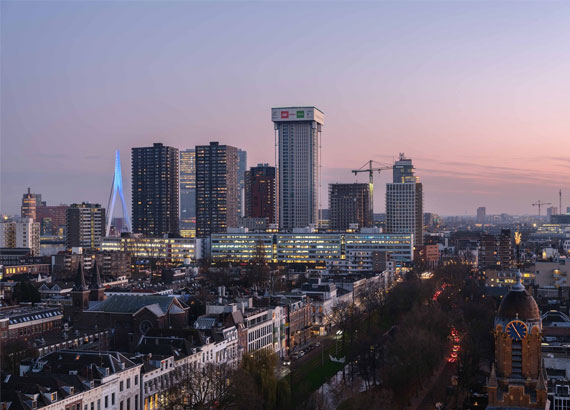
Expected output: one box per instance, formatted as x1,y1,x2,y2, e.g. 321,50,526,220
210,232,413,270
101,237,195,263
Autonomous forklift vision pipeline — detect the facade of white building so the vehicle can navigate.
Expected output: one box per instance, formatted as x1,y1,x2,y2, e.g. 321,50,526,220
386,155,423,246
0,218,41,256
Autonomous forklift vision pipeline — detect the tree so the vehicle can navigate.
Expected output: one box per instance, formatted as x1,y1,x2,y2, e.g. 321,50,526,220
165,361,236,409
244,241,271,290
227,350,290,410
330,300,352,357
330,301,362,381
360,279,384,329
13,280,41,304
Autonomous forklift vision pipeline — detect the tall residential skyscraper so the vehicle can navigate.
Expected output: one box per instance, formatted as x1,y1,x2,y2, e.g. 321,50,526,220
180,149,196,233
479,229,513,269
386,154,423,246
21,188,42,221
0,218,40,255
329,183,372,231
131,143,179,237
245,164,277,224
477,207,487,224
237,149,247,219
271,106,324,230
66,203,105,249
196,142,239,237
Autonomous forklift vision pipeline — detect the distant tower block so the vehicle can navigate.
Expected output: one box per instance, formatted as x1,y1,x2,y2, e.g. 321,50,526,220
106,150,131,235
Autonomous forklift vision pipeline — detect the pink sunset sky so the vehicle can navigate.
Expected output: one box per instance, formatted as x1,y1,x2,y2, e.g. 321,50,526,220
1,1,569,216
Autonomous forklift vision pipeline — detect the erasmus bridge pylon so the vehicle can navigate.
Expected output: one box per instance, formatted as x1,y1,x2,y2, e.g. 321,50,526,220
106,150,131,236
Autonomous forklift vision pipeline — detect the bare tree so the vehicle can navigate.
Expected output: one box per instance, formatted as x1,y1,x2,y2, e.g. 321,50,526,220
165,361,235,409
244,240,271,290
360,280,384,328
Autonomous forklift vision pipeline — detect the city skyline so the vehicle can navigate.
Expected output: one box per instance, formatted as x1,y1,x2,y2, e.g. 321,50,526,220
1,1,569,216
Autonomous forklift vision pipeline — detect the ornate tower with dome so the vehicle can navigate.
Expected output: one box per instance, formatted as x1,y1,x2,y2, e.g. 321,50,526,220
487,271,549,409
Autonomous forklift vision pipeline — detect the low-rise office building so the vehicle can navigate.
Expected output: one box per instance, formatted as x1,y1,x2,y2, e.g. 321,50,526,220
2,263,50,278
101,236,196,265
209,231,413,271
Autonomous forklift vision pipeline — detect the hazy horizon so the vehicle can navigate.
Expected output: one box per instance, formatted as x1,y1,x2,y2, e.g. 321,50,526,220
2,1,569,217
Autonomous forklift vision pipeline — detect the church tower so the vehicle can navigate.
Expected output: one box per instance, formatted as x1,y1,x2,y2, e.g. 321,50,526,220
89,259,106,302
487,271,548,409
71,263,89,311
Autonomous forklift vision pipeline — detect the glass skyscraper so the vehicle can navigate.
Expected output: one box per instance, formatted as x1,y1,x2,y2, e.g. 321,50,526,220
180,149,196,234
237,149,247,219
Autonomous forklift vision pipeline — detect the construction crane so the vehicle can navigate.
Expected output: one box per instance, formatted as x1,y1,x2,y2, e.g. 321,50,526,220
532,200,552,217
351,160,393,184
351,160,393,217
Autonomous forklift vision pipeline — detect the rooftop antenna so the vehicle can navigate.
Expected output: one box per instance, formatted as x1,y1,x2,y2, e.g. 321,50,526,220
560,189,562,215
106,150,131,236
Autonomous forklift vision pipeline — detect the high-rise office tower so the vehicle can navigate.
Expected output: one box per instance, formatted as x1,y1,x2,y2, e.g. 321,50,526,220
271,106,324,230
66,203,105,249
131,143,179,237
329,183,372,231
0,218,40,255
238,149,247,219
180,149,196,233
477,207,486,224
21,188,42,221
196,142,239,237
386,154,423,246
245,164,277,224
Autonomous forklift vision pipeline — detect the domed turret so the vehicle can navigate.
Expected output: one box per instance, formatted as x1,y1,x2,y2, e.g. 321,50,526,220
497,271,540,322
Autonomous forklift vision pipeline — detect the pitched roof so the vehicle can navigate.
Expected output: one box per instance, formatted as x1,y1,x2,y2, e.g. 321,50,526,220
27,350,137,380
135,336,196,359
86,295,179,315
1,373,89,410
194,317,217,330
